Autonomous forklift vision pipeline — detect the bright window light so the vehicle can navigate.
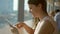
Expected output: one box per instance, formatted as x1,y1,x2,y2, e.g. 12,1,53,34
13,0,18,11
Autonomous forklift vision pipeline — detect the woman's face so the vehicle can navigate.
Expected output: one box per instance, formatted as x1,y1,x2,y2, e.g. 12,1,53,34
29,4,41,17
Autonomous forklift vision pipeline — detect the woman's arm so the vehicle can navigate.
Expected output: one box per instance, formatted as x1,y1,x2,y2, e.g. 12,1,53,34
16,23,34,34
23,23,34,34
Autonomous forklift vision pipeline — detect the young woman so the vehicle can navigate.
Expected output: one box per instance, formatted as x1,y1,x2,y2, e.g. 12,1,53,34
16,0,58,34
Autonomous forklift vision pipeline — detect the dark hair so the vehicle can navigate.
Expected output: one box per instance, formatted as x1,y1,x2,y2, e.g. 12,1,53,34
28,0,47,13
55,9,60,13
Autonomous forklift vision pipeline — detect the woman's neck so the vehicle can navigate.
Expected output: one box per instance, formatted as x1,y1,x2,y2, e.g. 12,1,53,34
39,11,48,21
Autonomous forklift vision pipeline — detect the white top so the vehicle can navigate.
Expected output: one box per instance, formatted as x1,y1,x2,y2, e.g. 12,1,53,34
34,20,44,34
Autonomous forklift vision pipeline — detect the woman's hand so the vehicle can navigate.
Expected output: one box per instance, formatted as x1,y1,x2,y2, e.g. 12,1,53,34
16,22,34,34
16,22,25,28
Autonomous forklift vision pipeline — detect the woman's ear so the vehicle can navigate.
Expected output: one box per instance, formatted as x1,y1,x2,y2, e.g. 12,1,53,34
38,4,42,9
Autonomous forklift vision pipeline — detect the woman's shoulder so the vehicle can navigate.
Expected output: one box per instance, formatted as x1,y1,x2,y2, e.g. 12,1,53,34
41,16,58,34
43,16,57,27
43,16,58,34
42,16,54,27
43,16,55,22
35,16,56,34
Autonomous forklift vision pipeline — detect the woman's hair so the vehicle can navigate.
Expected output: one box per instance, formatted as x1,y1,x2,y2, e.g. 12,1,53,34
28,0,47,13
33,17,40,29
50,11,55,17
50,9,60,17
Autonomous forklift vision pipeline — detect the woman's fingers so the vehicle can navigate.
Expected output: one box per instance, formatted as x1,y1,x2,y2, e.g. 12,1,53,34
15,22,25,28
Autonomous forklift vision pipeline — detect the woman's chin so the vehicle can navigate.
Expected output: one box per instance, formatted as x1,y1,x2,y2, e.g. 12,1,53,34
32,15,38,18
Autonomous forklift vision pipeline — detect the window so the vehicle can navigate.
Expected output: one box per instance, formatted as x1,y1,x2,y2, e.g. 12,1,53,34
0,0,18,34
0,0,33,34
